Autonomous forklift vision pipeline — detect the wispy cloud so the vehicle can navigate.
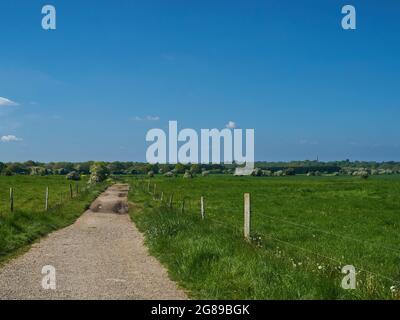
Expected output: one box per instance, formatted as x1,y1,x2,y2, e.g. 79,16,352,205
1,135,22,142
225,121,237,129
0,97,19,107
131,115,160,121
161,53,176,62
299,139,319,145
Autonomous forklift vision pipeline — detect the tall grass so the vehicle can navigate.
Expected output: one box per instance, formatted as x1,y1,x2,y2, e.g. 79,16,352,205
0,175,107,264
128,175,400,299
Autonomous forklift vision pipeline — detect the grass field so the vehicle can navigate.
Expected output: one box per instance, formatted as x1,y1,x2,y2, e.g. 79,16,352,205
0,175,107,264
128,174,400,299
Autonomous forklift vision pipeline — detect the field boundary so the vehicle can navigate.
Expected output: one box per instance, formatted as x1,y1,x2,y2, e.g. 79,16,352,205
131,177,400,292
0,181,108,265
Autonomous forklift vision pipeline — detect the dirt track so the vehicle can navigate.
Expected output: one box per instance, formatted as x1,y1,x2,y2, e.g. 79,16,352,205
0,184,187,300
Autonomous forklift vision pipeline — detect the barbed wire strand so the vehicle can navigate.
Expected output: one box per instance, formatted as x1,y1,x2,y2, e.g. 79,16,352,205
258,213,400,254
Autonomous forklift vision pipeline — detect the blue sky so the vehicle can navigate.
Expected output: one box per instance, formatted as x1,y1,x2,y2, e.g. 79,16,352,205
0,0,399,162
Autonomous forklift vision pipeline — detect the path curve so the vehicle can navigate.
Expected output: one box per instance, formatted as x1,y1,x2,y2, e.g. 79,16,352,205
0,184,187,300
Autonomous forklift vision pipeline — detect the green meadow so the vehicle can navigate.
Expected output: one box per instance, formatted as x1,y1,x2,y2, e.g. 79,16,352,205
0,175,107,264
128,174,400,299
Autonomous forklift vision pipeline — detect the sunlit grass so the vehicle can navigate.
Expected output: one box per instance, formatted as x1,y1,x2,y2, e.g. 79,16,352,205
128,174,400,299
0,175,107,264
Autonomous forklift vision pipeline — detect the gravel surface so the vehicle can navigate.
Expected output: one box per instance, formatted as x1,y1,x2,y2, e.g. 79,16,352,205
0,184,188,300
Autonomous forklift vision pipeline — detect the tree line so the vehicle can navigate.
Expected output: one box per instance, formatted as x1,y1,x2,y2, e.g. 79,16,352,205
0,160,399,176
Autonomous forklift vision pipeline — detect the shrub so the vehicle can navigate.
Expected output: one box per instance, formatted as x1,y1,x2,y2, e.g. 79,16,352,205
190,164,202,174
360,171,369,179
251,168,263,177
183,170,193,179
125,167,139,175
88,162,109,184
56,168,68,175
66,171,81,181
274,170,284,177
174,163,186,174
164,171,175,177
30,167,48,176
284,168,296,176
2,169,12,176
262,170,272,176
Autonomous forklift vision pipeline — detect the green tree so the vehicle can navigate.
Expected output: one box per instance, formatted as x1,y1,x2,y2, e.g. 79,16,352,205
174,163,186,174
89,162,109,184
190,164,201,174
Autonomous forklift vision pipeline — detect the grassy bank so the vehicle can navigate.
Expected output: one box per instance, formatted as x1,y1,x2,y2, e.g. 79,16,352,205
0,176,108,264
128,175,400,299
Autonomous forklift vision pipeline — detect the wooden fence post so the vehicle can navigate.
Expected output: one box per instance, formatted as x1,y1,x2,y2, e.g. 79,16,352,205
147,180,150,192
244,193,251,241
153,184,157,200
169,194,173,208
160,192,164,202
69,184,73,199
76,184,79,195
10,187,14,212
45,187,49,211
200,196,205,219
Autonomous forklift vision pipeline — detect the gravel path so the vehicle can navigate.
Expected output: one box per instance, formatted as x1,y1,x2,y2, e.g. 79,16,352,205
0,184,187,300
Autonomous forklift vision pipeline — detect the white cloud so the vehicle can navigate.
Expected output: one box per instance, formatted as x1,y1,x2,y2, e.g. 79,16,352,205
132,115,160,121
1,135,22,142
146,115,160,121
0,97,19,106
225,121,237,129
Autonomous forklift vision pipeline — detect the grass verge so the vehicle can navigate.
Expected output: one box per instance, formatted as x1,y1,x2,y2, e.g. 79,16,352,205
0,182,108,265
128,176,400,300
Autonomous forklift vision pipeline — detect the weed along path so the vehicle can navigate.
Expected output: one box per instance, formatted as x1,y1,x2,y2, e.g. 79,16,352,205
0,184,187,300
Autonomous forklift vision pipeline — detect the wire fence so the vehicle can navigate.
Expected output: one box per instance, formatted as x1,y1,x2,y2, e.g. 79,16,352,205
0,182,91,216
131,177,400,289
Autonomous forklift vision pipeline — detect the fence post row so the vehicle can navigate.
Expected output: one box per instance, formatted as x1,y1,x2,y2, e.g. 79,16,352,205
244,193,251,241
135,179,253,243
